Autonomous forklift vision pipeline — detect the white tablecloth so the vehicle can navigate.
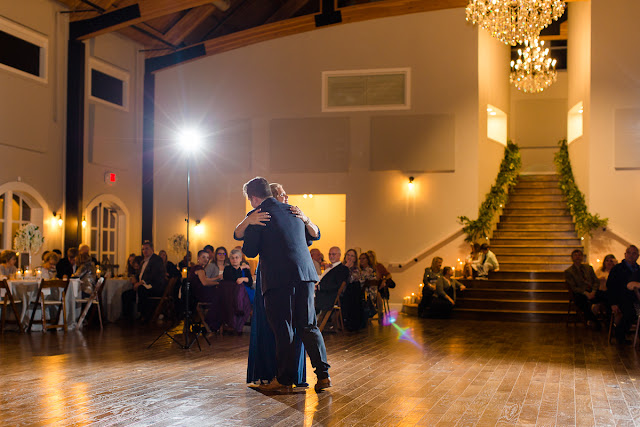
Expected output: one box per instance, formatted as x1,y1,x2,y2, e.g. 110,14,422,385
6,279,80,331
101,278,132,322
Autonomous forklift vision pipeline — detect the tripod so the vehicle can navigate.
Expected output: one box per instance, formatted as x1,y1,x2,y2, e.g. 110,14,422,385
148,147,210,351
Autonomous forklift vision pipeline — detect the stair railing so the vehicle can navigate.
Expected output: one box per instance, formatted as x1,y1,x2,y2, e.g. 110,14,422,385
458,140,522,243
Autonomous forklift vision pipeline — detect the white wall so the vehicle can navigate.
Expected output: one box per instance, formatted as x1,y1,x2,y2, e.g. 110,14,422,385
589,0,640,247
154,9,481,303
0,0,68,251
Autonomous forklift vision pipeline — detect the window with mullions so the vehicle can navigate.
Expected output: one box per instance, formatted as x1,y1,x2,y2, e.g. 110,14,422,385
90,203,118,265
11,194,32,267
0,16,48,82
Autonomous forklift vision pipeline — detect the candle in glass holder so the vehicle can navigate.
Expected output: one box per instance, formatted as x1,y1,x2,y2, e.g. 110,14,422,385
24,269,31,278
182,268,188,279
16,270,23,279
96,268,101,277
36,269,42,279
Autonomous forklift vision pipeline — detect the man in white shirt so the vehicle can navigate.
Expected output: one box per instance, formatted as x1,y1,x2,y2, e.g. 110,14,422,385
473,243,499,279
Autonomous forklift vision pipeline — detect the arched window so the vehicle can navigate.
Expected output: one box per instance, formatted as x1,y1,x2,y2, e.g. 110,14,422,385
11,193,32,267
90,203,118,265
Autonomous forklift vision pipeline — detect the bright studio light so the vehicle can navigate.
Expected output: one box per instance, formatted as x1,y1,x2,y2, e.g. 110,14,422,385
178,128,203,151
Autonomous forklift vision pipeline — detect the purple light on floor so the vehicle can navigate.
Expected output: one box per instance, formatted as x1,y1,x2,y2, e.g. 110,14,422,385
391,322,421,349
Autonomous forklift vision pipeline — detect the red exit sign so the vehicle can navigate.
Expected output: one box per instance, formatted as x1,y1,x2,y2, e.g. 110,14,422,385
104,172,117,184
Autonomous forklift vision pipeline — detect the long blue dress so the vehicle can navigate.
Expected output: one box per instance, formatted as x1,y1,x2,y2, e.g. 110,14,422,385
247,264,307,386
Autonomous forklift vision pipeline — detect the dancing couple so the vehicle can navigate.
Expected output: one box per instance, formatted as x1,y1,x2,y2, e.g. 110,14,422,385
234,177,331,392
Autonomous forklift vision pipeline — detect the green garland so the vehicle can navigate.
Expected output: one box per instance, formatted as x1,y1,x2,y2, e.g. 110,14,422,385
458,140,522,242
554,139,608,237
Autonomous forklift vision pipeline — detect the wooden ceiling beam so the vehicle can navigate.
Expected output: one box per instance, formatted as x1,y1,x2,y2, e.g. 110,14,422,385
147,0,467,66
162,5,217,46
71,0,227,40
264,0,311,25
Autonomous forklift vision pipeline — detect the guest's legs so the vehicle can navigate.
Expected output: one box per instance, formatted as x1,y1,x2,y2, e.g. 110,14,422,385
573,293,597,322
264,287,296,385
121,289,136,321
293,281,330,380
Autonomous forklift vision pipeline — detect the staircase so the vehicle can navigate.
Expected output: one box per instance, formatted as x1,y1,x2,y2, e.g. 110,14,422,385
456,174,581,322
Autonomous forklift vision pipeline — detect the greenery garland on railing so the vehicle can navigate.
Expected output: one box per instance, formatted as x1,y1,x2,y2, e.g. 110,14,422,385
458,140,522,242
554,138,608,237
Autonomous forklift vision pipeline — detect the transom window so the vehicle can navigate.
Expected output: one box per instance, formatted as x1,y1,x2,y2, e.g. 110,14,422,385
90,203,118,265
0,16,48,83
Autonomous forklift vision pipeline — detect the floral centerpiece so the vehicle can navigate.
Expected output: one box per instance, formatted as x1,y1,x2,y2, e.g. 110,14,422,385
13,223,44,269
167,233,187,257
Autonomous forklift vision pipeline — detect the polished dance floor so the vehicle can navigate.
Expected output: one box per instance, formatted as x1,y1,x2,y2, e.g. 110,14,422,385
2,315,640,426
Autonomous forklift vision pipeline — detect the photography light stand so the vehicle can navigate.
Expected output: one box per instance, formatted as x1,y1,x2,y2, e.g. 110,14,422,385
148,135,210,351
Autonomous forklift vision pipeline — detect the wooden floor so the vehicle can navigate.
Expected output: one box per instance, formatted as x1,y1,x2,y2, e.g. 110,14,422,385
3,316,640,426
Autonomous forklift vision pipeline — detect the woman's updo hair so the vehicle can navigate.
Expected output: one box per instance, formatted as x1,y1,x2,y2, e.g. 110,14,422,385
44,252,60,264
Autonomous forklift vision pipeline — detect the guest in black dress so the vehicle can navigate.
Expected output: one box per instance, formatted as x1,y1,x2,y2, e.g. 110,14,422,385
341,249,366,331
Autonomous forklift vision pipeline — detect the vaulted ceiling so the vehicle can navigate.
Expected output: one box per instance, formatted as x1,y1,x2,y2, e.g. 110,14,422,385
58,0,577,70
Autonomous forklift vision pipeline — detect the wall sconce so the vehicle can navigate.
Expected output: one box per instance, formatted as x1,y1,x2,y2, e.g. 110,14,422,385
194,219,203,234
52,212,63,227
57,215,63,227
407,176,415,190
82,216,87,228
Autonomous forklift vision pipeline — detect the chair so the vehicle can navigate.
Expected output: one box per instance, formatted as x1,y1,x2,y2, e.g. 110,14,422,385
608,299,640,346
150,277,178,323
27,279,70,332
1,279,24,334
319,281,347,332
565,285,587,326
76,277,105,330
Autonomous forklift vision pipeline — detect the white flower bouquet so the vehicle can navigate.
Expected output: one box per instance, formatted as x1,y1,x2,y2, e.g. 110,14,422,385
168,233,187,256
14,223,44,267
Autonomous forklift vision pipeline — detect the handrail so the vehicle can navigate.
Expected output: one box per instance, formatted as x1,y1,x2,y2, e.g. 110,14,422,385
387,228,465,273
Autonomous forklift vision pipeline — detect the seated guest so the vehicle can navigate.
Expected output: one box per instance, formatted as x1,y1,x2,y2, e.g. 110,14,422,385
463,243,481,279
79,244,99,266
596,254,617,291
211,246,229,277
429,266,466,318
472,243,499,279
73,252,97,296
41,252,60,279
178,251,194,271
223,248,254,304
204,246,223,280
341,249,366,331
56,247,78,279
189,249,222,332
315,247,350,315
368,250,394,316
122,241,167,323
419,256,443,317
358,252,378,318
607,245,640,344
310,248,325,275
158,250,180,279
0,250,18,277
565,249,607,329
41,250,50,264
126,253,138,277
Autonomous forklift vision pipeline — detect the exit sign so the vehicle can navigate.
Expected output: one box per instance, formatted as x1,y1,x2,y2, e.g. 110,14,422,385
104,172,117,184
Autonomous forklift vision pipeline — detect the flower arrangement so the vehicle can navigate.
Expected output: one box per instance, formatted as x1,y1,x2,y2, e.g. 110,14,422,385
13,223,44,256
458,140,522,242
168,233,187,256
554,138,608,237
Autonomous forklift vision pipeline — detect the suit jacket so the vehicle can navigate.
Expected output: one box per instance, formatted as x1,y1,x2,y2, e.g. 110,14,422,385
564,263,599,295
607,260,640,307
316,263,349,312
242,197,320,294
56,257,73,279
141,253,167,291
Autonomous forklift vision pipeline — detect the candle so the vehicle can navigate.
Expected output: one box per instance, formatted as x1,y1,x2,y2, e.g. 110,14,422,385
24,269,31,278
16,270,22,279
36,269,41,279
96,268,101,277
182,268,188,279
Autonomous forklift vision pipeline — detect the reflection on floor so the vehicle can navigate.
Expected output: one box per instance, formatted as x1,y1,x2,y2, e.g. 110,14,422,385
2,316,640,426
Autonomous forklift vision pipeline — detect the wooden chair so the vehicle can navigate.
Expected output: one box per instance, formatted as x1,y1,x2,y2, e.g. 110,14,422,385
319,281,347,333
1,279,24,334
27,279,70,332
149,277,178,323
76,277,105,330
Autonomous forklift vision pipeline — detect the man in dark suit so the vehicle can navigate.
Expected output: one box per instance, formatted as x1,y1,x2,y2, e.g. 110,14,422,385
564,249,606,329
122,241,167,322
607,245,640,344
56,247,78,279
241,177,331,392
315,246,349,315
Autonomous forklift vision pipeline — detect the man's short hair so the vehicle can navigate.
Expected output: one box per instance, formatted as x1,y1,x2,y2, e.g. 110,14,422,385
197,249,208,258
243,177,271,199
203,245,214,252
571,249,583,257
480,243,489,251
628,245,639,252
142,240,154,249
67,248,79,258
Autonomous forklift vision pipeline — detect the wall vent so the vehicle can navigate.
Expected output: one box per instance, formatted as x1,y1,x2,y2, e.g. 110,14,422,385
322,68,410,112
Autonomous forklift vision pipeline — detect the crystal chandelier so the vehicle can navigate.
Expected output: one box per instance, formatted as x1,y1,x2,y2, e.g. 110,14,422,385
510,38,557,93
466,0,566,46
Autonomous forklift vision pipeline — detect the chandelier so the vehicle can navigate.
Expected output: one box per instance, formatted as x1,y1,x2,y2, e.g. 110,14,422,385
466,0,566,46
510,38,557,93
